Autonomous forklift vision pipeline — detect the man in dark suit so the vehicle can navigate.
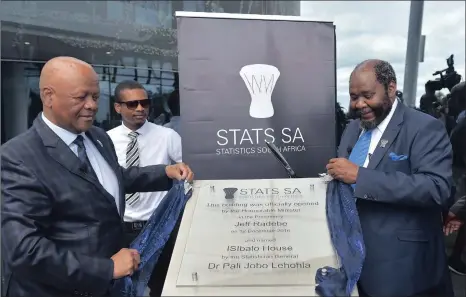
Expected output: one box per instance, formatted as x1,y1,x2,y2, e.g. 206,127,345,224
1,56,194,297
326,59,454,297
445,195,465,236
446,114,466,275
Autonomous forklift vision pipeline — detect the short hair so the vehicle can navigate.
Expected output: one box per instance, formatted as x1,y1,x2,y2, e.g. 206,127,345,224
450,81,466,110
114,80,146,102
451,81,465,98
352,59,397,91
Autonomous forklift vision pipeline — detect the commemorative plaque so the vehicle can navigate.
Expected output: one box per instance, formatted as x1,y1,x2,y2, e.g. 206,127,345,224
162,178,357,296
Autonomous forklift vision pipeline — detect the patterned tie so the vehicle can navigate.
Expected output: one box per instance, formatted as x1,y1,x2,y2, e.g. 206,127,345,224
348,130,372,189
73,135,98,180
126,131,140,205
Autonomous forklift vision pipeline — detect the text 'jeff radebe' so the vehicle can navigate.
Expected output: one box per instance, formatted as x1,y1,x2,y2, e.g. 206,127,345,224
215,127,305,155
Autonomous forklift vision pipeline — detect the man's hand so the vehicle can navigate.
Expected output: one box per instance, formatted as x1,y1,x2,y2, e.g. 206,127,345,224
166,162,194,182
444,211,464,236
111,248,140,279
326,158,359,184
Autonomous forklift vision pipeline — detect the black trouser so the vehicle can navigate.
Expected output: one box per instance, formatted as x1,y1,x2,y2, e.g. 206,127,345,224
123,214,183,297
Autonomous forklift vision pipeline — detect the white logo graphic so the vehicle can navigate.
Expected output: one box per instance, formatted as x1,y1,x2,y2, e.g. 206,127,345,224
240,64,280,119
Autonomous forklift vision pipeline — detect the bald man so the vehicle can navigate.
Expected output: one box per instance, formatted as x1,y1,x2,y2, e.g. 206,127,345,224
327,60,454,297
1,57,194,297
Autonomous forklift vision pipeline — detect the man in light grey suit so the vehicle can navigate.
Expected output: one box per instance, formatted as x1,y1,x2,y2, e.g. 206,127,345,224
1,57,194,297
326,59,454,297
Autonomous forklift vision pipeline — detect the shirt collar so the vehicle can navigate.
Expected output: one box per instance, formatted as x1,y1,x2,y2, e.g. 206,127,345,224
375,98,398,133
121,120,150,136
41,113,82,146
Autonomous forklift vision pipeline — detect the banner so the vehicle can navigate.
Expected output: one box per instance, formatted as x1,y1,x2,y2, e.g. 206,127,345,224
177,12,336,180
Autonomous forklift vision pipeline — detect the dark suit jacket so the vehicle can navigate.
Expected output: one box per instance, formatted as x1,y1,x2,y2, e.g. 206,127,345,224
338,102,454,297
1,116,173,297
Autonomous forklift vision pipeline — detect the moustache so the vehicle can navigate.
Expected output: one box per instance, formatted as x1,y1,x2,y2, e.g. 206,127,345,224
349,107,372,119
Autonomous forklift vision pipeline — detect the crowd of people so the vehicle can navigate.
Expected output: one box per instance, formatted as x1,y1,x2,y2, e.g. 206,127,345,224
419,81,466,277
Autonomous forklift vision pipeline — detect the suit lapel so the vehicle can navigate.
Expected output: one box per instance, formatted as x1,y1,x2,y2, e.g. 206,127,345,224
34,116,119,211
367,102,405,169
85,130,119,176
85,130,125,215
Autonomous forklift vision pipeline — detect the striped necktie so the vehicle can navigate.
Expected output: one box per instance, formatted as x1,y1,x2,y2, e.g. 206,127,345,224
126,131,140,205
348,130,372,189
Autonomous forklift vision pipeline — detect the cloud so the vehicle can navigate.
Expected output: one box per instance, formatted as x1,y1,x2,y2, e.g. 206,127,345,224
301,1,465,110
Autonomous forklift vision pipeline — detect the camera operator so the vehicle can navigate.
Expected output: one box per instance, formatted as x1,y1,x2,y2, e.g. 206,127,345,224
420,83,438,116
422,55,462,118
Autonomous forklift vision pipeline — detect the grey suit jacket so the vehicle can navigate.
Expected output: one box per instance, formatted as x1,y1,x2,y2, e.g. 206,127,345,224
338,102,454,297
451,196,466,220
1,115,173,297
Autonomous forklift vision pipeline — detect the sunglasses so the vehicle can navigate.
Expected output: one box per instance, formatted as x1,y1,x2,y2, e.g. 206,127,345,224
118,99,151,110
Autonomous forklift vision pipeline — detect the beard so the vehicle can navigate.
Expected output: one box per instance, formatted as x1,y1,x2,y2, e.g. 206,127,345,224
349,93,393,130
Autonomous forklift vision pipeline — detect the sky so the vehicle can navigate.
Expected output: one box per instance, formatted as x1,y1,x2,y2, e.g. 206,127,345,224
300,1,465,111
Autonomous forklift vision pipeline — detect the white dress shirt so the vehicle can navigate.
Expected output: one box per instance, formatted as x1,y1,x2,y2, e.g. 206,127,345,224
41,113,121,213
362,98,398,168
107,121,182,222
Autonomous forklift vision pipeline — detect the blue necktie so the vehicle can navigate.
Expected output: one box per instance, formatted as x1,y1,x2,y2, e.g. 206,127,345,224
348,130,372,189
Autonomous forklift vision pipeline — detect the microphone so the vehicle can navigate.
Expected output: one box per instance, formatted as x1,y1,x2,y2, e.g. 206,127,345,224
347,146,353,154
265,141,299,178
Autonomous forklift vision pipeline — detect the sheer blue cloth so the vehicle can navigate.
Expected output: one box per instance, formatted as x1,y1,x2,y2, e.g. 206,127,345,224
111,180,191,297
315,180,365,297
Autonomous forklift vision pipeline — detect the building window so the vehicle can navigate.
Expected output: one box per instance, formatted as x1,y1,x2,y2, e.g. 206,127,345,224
1,0,300,142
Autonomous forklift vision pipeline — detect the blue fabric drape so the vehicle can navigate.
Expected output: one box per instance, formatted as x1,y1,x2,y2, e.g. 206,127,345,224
315,180,366,297
111,180,191,297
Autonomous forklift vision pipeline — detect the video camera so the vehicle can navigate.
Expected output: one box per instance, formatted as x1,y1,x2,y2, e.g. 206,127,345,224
425,54,462,92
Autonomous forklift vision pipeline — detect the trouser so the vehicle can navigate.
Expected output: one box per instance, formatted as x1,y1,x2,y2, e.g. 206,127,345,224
123,214,183,297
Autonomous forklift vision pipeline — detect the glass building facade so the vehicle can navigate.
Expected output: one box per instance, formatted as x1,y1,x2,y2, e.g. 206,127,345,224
0,0,300,143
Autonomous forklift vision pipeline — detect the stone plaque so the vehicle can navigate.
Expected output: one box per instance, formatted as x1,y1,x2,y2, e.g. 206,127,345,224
176,178,335,287
162,177,356,296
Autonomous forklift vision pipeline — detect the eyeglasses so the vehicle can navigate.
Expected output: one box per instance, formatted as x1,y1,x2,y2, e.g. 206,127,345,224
118,99,151,110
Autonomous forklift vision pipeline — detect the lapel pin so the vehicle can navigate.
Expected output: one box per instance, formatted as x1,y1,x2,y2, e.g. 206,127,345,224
96,140,103,147
380,139,388,148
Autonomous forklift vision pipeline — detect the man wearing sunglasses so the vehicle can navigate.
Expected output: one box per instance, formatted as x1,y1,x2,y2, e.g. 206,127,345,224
107,80,182,297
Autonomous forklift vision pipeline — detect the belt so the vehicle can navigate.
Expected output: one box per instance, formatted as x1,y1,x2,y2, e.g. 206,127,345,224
124,221,147,232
